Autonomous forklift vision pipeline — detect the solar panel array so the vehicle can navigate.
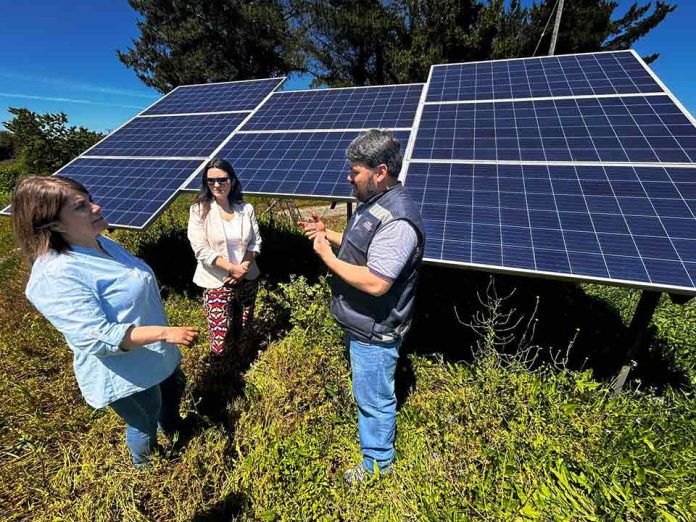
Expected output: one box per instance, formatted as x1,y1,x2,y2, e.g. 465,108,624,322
2,50,693,294
404,50,696,294
48,78,283,228
184,85,423,198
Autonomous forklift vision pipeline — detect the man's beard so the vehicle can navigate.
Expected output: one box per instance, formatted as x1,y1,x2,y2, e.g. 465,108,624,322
352,174,379,202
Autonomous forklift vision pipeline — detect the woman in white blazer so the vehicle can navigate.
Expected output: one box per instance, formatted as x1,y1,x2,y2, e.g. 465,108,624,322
187,158,262,358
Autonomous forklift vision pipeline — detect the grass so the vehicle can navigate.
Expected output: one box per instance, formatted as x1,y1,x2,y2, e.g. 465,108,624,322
0,193,694,520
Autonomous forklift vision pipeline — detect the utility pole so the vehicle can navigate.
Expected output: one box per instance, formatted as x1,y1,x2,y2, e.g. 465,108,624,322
548,0,564,56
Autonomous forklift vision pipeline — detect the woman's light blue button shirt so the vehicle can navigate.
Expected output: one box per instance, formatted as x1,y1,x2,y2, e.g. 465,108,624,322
26,235,181,409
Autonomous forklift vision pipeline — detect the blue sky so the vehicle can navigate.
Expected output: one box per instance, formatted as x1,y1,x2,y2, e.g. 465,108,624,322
1,0,694,133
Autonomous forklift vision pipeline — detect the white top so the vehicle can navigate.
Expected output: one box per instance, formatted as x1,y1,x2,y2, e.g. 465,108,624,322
221,213,244,265
187,200,262,288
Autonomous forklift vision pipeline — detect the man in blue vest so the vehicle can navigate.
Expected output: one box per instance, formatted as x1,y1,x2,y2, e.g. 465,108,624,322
299,129,425,483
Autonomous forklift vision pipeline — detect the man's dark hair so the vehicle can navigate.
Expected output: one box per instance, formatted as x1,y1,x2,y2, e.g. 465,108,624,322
346,129,403,178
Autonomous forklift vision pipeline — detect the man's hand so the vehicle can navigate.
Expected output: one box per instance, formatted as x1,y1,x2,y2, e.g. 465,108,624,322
298,211,326,240
313,230,334,262
164,326,199,346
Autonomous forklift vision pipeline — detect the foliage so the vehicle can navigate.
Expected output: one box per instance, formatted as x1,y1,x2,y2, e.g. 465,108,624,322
1,202,695,520
584,284,696,389
0,162,24,193
229,282,696,521
117,0,305,93
0,130,14,161
2,108,103,175
522,0,676,63
297,0,675,86
116,0,675,90
293,0,403,87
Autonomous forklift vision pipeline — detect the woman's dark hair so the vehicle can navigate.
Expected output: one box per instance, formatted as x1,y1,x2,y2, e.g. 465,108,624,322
11,175,90,261
193,158,244,218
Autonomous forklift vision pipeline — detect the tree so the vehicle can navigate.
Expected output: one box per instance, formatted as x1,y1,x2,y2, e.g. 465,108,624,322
521,0,676,63
117,0,305,93
0,131,14,161
3,108,103,175
296,0,675,86
292,0,401,87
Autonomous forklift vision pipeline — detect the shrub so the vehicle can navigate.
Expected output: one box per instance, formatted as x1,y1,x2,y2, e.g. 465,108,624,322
0,162,24,193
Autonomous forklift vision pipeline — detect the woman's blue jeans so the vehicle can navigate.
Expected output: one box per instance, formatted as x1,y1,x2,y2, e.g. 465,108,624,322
109,367,184,466
349,336,400,473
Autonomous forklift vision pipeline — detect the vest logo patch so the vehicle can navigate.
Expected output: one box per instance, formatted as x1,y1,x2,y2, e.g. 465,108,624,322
361,220,373,232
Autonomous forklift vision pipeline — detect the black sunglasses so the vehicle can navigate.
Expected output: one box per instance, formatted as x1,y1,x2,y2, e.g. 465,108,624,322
206,177,232,186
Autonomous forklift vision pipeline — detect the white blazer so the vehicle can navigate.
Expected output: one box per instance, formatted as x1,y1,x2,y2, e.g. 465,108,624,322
187,200,262,289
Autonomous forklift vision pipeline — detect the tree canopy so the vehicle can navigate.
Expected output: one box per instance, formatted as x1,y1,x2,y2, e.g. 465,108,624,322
118,0,676,90
118,0,305,93
3,108,103,175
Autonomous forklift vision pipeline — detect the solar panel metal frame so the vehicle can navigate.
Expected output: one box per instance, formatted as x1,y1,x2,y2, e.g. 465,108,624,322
4,77,287,230
180,83,426,199
401,50,696,295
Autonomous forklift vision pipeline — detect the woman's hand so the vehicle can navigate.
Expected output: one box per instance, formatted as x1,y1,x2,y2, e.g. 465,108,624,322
227,263,248,280
163,326,199,346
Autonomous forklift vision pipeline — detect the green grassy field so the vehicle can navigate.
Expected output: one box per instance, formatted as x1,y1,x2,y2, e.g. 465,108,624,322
0,193,694,521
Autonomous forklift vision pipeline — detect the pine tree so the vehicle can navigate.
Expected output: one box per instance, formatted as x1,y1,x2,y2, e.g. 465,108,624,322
117,0,305,93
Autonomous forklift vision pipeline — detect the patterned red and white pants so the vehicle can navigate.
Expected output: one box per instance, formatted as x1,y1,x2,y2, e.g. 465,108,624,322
202,278,259,355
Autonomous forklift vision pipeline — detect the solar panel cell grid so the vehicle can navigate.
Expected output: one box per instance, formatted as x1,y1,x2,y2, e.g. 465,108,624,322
413,95,696,163
57,157,204,228
405,162,695,289
185,130,412,197
427,51,662,103
141,79,284,115
242,85,423,131
85,113,247,158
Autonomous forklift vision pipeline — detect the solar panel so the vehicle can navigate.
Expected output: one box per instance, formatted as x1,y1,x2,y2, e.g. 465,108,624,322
181,85,423,196
412,95,696,163
426,51,662,103
405,162,695,289
0,78,286,227
403,50,696,293
55,157,205,228
141,78,285,115
243,85,423,131
184,130,412,198
84,113,248,158
3,78,286,228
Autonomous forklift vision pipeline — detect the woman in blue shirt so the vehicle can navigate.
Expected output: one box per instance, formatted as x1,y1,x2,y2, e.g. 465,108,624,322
11,175,199,466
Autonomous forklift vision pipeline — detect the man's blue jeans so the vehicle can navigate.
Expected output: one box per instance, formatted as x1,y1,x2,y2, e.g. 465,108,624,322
349,335,400,473
109,367,184,466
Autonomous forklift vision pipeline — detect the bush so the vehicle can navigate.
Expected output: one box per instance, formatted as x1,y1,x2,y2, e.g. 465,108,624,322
0,162,24,193
1,199,695,521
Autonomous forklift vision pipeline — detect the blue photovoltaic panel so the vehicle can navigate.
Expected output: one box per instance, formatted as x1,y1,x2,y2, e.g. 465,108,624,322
84,113,247,158
243,85,424,131
426,51,662,103
57,157,204,228
404,162,696,290
184,130,412,197
412,95,696,163
141,78,284,115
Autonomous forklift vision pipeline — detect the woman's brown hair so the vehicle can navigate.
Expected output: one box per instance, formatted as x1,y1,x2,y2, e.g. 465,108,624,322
11,175,90,262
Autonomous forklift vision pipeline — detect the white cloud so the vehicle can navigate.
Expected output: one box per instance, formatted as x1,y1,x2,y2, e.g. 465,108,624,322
0,92,144,109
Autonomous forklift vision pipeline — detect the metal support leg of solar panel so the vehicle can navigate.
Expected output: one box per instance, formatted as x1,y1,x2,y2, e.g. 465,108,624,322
612,291,694,394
